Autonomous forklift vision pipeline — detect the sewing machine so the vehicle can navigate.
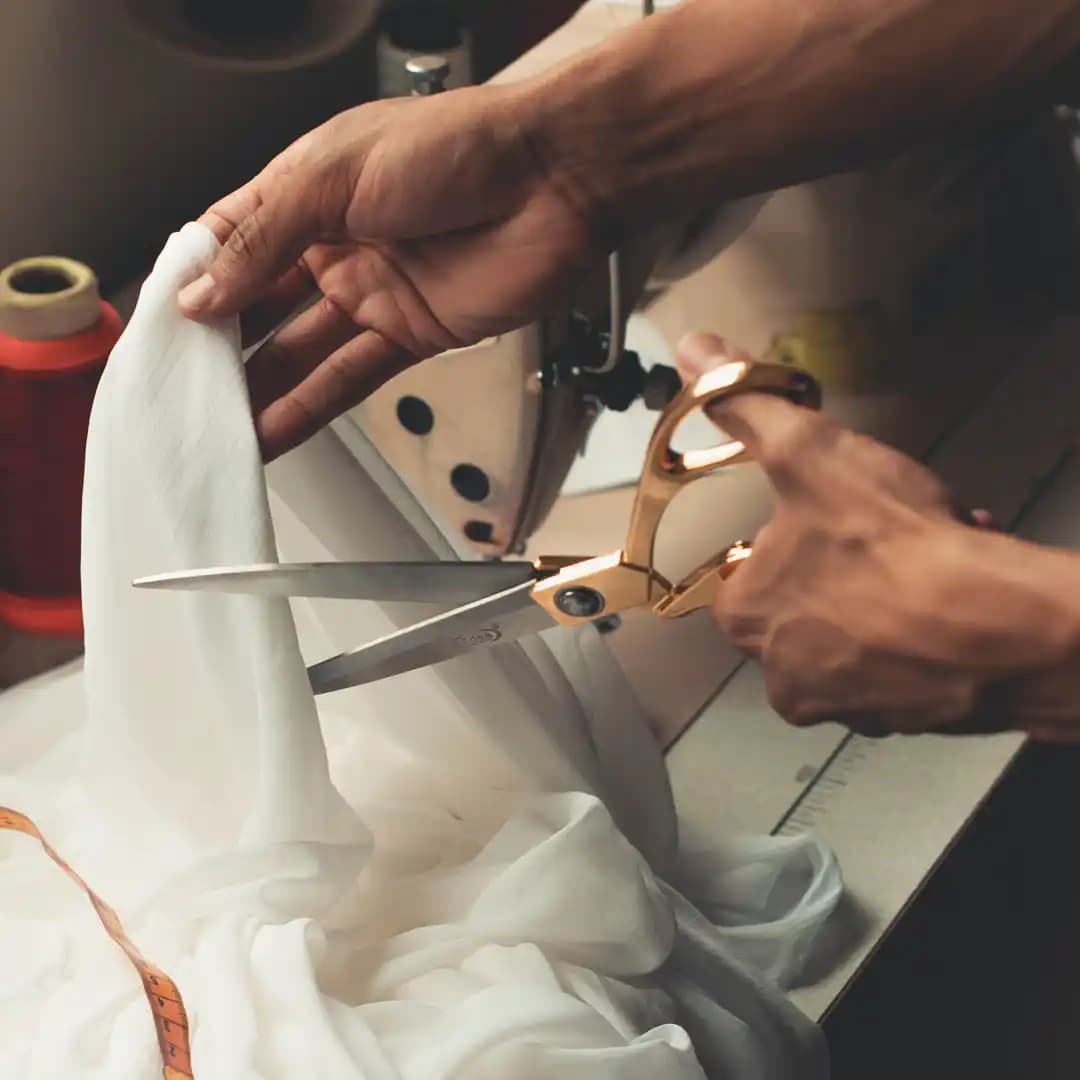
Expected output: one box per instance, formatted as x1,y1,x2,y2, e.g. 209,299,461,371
360,5,766,560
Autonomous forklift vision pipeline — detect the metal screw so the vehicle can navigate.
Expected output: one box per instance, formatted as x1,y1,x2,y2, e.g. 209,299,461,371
406,54,451,96
593,614,622,634
555,586,605,619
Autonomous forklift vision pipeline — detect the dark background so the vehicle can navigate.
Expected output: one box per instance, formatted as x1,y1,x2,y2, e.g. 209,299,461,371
826,741,1080,1080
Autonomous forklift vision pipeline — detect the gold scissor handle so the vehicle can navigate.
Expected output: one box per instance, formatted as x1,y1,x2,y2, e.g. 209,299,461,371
624,360,820,569
652,540,752,618
531,361,819,628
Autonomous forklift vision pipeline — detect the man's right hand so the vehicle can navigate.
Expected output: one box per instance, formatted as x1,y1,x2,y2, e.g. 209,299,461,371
178,84,599,460
678,332,1080,742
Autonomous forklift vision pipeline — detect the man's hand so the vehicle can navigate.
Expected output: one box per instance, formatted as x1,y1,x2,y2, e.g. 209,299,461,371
175,0,1080,461
179,84,599,460
678,332,1080,740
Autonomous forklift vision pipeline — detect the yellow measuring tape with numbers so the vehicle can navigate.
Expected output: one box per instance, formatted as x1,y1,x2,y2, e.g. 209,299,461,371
0,807,193,1079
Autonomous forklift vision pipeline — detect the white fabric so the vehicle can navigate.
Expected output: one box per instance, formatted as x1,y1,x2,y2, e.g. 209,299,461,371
0,223,841,1078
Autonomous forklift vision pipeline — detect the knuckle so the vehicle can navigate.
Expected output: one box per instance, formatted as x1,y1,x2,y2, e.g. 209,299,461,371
308,156,352,229
224,215,266,267
788,700,825,728
759,615,854,727
938,682,981,725
889,451,947,498
763,673,816,727
846,714,893,738
712,598,738,638
713,606,749,651
294,254,316,285
759,648,799,722
274,394,321,450
712,584,760,648
757,410,830,474
317,294,346,324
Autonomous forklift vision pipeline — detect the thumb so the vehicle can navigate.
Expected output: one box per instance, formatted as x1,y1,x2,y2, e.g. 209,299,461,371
675,331,817,473
179,187,330,320
675,331,753,383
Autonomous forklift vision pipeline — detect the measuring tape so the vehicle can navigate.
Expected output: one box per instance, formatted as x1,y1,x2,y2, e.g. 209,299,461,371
0,807,193,1078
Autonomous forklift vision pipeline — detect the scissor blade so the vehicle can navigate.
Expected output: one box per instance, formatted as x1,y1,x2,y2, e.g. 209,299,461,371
308,580,557,694
132,561,537,605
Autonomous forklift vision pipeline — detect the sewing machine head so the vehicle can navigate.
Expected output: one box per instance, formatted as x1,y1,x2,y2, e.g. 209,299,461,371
359,218,688,557
358,43,760,559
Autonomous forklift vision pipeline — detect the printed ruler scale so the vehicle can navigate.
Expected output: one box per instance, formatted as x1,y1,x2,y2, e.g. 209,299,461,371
0,808,193,1079
772,735,877,838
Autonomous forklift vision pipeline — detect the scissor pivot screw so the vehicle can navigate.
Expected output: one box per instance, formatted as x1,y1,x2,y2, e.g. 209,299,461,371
555,586,605,618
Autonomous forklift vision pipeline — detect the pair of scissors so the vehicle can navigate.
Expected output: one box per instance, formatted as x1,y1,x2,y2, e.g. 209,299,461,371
134,360,820,694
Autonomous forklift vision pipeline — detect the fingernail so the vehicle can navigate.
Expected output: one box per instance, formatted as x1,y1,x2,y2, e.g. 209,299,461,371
178,273,216,314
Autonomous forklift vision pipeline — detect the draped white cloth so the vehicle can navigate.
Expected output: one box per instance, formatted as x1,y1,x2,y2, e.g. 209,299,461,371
0,223,840,1078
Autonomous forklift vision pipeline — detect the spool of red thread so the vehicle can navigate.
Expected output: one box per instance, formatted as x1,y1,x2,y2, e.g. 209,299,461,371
0,256,122,637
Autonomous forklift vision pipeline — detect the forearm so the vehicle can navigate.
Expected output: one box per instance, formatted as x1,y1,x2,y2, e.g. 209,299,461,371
937,526,1080,737
528,0,1080,239
924,526,1080,675
835,521,1080,735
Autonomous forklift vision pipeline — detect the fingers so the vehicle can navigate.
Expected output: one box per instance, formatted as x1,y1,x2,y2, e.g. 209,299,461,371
197,130,313,243
675,331,729,380
675,331,832,483
245,296,358,419
678,332,962,517
255,329,413,461
1023,724,1080,744
675,331,753,382
180,187,334,321
180,133,348,323
239,262,317,348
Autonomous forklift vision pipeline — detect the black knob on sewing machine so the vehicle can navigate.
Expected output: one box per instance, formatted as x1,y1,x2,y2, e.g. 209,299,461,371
574,348,681,413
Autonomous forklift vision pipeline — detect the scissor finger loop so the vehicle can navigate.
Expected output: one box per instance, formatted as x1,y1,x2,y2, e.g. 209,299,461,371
534,361,820,629
628,362,818,571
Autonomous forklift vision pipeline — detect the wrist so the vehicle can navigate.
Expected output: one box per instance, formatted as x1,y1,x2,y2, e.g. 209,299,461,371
518,43,643,249
524,0,768,246
918,523,1080,679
